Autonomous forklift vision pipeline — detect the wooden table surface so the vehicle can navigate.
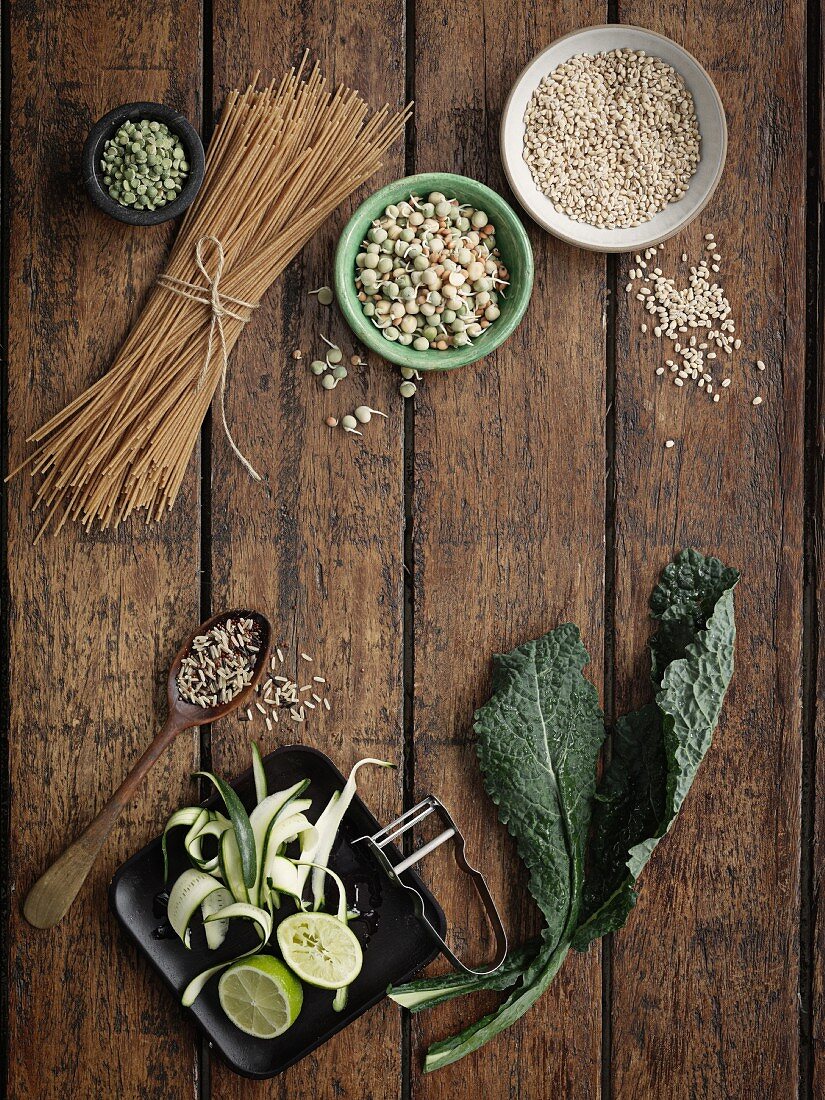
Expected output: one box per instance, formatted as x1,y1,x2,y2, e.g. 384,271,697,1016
3,0,821,1097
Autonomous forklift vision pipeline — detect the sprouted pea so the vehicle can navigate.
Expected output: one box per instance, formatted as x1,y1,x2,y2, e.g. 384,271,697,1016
332,365,348,380
319,333,344,365
354,192,509,352
309,286,334,306
326,416,339,427
310,360,327,376
353,406,388,424
341,414,362,435
321,374,337,390
399,380,417,398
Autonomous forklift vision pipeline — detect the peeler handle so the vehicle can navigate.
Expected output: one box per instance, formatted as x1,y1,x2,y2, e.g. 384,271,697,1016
356,796,508,977
427,800,508,976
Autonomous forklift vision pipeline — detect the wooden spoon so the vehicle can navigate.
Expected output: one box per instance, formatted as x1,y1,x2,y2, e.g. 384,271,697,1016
23,608,272,930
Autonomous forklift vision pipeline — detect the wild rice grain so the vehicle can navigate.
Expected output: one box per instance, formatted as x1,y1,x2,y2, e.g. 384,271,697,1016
176,616,261,709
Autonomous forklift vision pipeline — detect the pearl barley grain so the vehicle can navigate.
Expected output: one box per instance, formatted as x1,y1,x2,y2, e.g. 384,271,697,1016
523,49,701,229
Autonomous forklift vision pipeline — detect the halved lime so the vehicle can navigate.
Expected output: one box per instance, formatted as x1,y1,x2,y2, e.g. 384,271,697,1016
218,955,303,1039
276,912,363,990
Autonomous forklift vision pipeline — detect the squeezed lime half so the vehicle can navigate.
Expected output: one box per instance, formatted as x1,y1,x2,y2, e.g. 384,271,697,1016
276,912,363,990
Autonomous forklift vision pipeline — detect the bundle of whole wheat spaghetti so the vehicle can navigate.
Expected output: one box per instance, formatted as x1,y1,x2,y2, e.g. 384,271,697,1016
12,58,410,538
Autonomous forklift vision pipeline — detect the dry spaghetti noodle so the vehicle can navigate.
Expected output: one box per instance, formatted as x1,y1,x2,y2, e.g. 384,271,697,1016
11,59,410,537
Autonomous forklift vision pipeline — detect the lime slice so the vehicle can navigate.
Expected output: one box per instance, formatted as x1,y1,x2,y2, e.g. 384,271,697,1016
218,955,303,1039
277,912,363,990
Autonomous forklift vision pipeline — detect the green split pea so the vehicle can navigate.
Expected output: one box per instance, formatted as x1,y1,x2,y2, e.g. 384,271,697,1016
100,118,189,211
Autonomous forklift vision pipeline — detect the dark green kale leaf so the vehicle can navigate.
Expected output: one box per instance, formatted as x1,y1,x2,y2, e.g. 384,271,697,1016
415,626,606,1071
573,549,738,950
389,550,738,1072
474,625,606,952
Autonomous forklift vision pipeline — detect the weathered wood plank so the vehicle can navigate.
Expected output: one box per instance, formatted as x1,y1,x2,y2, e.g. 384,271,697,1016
207,5,407,1097
408,4,606,1097
5,2,202,1098
810,45,824,1096
609,5,806,1097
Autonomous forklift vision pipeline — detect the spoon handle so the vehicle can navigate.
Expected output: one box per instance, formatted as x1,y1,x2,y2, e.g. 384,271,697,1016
23,713,188,929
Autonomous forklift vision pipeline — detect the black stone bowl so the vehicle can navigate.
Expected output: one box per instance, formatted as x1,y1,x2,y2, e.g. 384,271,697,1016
82,102,205,226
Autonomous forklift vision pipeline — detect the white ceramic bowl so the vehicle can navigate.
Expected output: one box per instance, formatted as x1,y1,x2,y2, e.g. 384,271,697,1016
500,25,727,253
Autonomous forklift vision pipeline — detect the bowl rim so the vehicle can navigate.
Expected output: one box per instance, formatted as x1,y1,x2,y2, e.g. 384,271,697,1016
334,171,534,371
82,101,205,227
499,24,728,253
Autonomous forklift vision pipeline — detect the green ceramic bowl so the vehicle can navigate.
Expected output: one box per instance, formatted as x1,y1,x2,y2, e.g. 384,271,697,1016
334,172,534,371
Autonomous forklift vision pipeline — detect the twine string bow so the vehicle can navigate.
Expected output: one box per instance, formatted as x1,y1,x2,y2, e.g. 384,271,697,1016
157,235,262,481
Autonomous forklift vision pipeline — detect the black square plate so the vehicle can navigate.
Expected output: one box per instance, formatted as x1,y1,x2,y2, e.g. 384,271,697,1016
109,745,445,1079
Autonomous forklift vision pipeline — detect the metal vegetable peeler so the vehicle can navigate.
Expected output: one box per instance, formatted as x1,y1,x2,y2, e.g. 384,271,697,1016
354,795,508,976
